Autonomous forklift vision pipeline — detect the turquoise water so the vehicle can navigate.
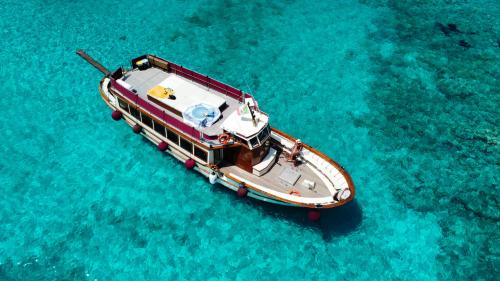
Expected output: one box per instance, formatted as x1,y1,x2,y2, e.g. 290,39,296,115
0,0,498,280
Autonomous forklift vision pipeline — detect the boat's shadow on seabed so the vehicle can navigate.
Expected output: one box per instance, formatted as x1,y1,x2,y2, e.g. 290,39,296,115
256,199,363,241
203,176,363,241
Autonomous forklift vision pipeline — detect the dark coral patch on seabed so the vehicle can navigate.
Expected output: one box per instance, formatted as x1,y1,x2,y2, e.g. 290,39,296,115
358,0,500,280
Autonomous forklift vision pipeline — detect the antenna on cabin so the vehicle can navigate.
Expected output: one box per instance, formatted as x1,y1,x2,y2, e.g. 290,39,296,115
243,72,260,127
243,74,256,97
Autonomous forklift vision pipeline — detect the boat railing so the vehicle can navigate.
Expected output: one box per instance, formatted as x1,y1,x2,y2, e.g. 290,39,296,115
147,55,270,119
147,55,245,102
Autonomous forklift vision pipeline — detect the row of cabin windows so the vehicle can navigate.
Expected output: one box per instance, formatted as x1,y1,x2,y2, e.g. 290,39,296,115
232,124,271,149
117,97,209,162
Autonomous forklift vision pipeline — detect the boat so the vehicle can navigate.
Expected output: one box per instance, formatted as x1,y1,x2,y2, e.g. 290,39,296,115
77,50,355,209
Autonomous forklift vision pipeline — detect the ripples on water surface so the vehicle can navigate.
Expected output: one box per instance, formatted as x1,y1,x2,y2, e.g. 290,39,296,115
0,0,498,280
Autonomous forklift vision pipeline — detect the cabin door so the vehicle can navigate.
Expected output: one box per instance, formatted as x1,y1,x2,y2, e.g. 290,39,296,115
222,147,239,166
222,146,253,173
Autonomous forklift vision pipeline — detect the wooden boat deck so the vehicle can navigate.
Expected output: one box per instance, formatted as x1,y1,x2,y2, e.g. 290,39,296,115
220,151,333,198
120,67,240,137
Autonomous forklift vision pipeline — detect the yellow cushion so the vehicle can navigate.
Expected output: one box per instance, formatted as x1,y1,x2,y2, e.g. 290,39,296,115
147,85,174,99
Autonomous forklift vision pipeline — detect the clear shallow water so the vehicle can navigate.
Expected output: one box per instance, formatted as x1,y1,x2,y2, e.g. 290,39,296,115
0,0,498,280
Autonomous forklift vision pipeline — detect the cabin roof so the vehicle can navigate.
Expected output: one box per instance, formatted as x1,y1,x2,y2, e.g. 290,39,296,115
222,110,269,138
115,67,262,142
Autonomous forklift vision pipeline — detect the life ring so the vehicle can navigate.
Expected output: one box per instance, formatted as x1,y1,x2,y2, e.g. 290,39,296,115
288,190,301,196
218,133,231,145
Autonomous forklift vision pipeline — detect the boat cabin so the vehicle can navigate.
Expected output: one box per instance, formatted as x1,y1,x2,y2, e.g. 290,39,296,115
108,55,276,175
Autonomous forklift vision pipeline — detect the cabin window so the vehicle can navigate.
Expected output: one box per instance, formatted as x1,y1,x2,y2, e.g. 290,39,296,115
249,136,259,148
232,134,246,145
153,121,166,136
141,113,153,128
118,98,129,112
258,125,270,143
129,106,140,119
193,146,207,162
213,149,223,164
166,129,179,144
180,138,193,153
